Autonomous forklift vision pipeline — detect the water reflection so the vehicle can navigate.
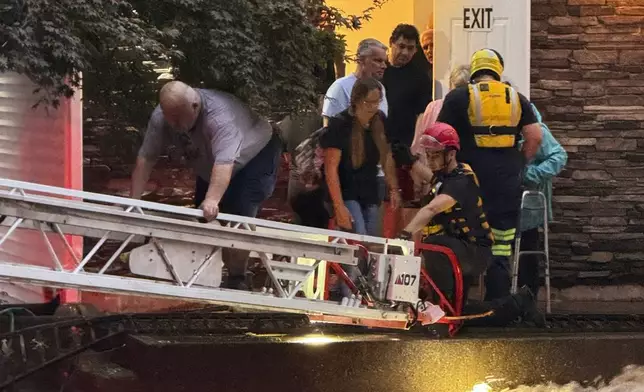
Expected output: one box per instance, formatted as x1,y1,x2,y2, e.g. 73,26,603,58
472,383,492,392
471,365,644,392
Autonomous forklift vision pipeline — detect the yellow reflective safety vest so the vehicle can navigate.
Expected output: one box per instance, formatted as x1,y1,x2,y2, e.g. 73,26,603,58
467,80,522,149
421,163,494,247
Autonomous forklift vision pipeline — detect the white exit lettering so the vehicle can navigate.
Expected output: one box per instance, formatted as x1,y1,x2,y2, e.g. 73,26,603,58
463,7,494,31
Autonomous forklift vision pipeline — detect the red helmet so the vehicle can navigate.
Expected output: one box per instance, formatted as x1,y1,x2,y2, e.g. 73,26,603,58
419,122,460,152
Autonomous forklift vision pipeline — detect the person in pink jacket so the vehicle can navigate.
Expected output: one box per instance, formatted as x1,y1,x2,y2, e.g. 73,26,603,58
412,65,471,155
410,65,471,198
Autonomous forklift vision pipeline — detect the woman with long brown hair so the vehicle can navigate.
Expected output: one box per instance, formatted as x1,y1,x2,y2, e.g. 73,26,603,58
321,77,401,235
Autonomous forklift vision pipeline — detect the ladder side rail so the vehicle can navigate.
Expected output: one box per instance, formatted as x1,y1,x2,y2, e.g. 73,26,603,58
0,193,358,258
0,263,410,324
0,217,148,244
0,179,414,249
0,205,361,307
0,202,347,302
0,201,357,265
0,192,359,265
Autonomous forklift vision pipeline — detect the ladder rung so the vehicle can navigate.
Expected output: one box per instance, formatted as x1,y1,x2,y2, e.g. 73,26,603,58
266,260,316,282
518,251,547,256
265,261,317,272
271,270,312,282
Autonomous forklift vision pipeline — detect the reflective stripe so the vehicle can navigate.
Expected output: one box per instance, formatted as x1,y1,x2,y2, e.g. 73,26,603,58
492,228,516,235
509,88,521,125
491,227,515,256
462,164,480,186
491,246,512,257
470,84,483,125
492,228,516,241
423,224,444,236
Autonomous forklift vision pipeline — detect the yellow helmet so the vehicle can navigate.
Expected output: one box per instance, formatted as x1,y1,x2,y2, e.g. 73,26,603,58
470,49,504,80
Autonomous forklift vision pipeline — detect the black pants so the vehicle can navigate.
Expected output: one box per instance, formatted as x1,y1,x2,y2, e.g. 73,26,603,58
518,227,541,298
289,187,330,229
421,235,489,305
421,235,527,327
461,293,533,327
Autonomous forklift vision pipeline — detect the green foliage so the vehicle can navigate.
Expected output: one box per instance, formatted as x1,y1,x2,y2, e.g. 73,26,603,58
131,0,320,117
0,0,171,109
1,0,389,122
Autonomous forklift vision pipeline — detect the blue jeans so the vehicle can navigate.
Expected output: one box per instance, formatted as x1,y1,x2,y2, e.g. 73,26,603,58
336,200,379,298
344,200,379,236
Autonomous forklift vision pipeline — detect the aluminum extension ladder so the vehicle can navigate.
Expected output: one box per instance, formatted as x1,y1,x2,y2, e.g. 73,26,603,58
511,190,552,314
0,178,416,330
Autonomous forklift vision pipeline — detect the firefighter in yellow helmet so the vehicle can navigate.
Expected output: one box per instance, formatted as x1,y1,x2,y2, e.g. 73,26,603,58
435,49,543,301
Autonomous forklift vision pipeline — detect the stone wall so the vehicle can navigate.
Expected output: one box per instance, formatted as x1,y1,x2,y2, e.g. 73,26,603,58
530,0,644,286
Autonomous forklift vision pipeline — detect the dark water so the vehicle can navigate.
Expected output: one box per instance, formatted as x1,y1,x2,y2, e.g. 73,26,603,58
114,331,644,392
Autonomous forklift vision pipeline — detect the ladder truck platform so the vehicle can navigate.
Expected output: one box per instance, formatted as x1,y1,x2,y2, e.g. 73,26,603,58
0,179,455,332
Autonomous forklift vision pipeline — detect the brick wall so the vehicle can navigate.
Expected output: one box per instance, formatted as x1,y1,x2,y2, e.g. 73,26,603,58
531,0,644,285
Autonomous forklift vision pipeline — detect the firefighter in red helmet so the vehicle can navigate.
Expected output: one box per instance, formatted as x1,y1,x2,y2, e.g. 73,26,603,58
397,122,493,301
392,122,545,327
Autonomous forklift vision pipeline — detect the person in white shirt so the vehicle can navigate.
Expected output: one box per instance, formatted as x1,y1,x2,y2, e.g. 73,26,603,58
322,38,389,123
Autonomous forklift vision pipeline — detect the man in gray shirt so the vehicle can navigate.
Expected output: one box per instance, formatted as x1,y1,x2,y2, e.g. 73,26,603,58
131,81,282,289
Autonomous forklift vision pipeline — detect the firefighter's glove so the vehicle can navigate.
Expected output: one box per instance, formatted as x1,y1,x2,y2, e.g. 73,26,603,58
398,230,413,241
391,143,418,168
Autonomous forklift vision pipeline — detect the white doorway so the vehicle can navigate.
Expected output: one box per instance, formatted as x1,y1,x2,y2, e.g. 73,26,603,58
433,0,531,99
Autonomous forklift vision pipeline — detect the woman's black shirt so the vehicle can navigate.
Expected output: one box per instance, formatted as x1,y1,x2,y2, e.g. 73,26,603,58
320,110,382,206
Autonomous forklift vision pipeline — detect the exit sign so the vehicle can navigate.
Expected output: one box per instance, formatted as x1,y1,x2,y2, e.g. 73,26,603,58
463,7,494,31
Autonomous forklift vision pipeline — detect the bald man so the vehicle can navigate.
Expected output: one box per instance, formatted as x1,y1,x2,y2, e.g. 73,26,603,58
132,81,282,289
420,29,433,65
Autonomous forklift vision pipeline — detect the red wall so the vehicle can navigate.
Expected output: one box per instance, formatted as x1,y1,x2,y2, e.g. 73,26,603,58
0,73,83,304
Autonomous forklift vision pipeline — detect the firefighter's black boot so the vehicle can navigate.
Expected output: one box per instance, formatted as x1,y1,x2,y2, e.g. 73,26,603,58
513,286,546,327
